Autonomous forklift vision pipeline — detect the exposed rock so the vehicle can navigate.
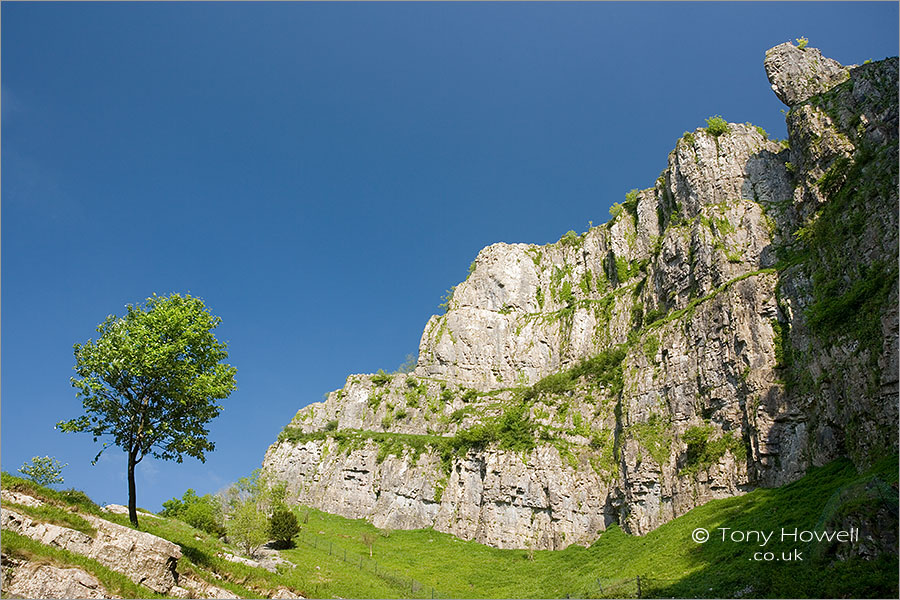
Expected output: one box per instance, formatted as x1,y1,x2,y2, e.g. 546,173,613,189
1,556,114,599
220,550,261,568
1,490,46,508
765,41,850,106
262,45,898,551
271,587,304,599
100,504,159,518
170,575,242,599
1,506,182,594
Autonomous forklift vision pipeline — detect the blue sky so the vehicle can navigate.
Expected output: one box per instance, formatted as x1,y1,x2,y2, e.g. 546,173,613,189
3,2,897,511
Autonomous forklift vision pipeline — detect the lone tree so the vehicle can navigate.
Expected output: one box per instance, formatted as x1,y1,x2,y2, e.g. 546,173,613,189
57,293,237,527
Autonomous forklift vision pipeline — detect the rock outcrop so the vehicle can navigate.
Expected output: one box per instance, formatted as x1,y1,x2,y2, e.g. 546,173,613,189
1,507,181,594
1,487,309,599
764,41,850,105
1,556,113,600
262,43,898,550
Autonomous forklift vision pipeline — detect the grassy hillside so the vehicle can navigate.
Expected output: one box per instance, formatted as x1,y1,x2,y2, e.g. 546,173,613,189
279,456,898,598
3,456,897,598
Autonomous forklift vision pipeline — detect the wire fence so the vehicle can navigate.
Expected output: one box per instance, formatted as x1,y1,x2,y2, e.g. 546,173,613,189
296,530,445,599
574,575,712,599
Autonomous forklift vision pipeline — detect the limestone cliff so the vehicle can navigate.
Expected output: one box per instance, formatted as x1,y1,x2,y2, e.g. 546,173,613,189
262,43,898,550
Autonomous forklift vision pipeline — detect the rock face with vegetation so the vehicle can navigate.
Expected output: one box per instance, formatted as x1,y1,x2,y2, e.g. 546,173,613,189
262,43,898,550
0,483,306,599
2,491,182,595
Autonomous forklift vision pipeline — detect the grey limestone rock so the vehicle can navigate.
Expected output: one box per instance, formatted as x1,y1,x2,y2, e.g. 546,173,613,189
1,507,182,594
262,45,898,551
1,556,114,599
765,41,850,106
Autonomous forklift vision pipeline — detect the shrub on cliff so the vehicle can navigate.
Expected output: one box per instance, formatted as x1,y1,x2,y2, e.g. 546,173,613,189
705,115,729,137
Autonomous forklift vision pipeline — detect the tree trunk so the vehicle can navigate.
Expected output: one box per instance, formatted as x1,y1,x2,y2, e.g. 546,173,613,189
127,449,139,528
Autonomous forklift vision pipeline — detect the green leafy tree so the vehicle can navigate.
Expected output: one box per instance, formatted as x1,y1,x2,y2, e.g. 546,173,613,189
268,509,300,549
218,468,285,513
18,456,67,487
160,488,225,537
227,499,269,558
57,293,237,527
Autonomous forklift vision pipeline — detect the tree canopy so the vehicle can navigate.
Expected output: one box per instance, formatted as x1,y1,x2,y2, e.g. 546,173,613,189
57,293,237,525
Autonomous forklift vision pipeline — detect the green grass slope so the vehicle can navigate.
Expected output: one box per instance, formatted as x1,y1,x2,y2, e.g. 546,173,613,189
282,456,898,598
3,456,897,599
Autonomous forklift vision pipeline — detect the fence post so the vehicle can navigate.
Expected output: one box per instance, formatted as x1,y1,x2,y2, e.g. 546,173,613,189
636,575,642,599
330,541,333,555
431,587,434,599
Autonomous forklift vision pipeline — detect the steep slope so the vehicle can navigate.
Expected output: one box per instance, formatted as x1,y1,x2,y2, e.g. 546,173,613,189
262,43,898,550
0,474,311,599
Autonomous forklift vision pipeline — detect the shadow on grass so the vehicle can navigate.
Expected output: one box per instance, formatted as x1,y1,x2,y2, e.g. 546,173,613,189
649,457,899,599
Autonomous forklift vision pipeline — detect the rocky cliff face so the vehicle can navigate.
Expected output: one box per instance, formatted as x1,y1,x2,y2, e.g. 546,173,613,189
262,43,898,550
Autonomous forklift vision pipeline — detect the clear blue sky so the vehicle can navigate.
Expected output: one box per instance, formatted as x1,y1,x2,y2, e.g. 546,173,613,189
3,2,897,511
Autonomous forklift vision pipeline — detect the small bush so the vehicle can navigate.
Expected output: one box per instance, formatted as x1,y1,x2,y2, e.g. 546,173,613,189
438,285,457,313
449,407,469,423
18,456,66,488
371,369,393,387
559,230,581,247
681,424,745,475
643,335,660,362
644,306,668,325
268,509,300,549
796,36,808,50
623,189,640,218
324,419,339,431
705,115,729,137
160,488,225,537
